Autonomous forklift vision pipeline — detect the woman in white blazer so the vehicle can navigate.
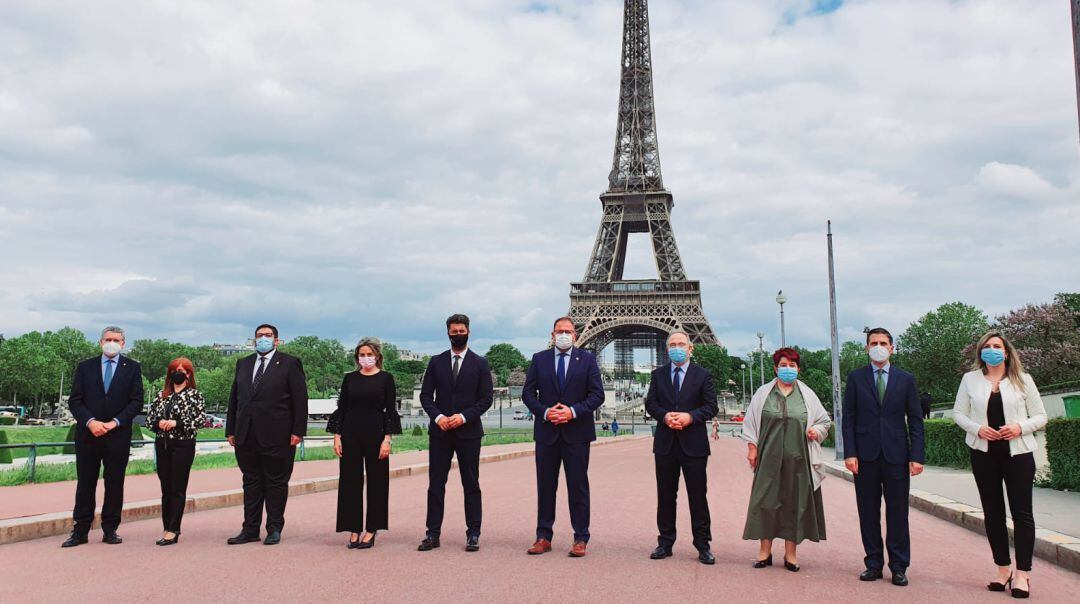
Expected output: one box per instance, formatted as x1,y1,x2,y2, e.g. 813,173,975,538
952,332,1047,599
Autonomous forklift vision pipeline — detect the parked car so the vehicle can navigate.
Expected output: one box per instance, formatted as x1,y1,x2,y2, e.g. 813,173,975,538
203,414,226,428
513,411,525,420
730,414,745,423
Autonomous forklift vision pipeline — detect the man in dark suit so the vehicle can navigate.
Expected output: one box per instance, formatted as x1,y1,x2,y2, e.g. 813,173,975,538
644,330,719,565
842,327,925,587
521,316,605,557
63,326,144,548
417,313,494,552
225,324,308,545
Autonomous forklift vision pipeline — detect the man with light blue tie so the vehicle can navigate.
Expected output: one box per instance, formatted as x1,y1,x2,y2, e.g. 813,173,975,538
63,326,144,548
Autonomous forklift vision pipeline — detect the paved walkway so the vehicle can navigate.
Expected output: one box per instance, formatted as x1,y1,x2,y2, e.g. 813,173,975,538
1,437,1077,602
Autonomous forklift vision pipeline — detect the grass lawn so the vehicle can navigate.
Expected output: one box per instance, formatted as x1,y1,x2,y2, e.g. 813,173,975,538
0,428,533,487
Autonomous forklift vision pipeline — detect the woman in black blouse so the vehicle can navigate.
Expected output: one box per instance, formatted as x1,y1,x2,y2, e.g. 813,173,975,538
335,337,402,548
145,357,205,546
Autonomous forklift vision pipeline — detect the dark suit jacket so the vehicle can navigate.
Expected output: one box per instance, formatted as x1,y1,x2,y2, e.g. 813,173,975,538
68,355,144,432
226,352,309,448
419,349,494,440
521,347,605,445
644,363,718,457
841,364,925,464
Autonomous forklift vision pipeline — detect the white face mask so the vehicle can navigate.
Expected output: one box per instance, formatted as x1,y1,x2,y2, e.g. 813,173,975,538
554,333,574,351
101,341,122,357
868,344,890,363
358,356,377,369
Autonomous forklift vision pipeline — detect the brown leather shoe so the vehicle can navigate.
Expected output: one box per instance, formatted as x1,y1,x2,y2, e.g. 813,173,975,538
527,539,552,555
569,540,587,557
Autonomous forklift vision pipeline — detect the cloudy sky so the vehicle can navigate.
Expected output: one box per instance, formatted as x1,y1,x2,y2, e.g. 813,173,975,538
1,0,1077,359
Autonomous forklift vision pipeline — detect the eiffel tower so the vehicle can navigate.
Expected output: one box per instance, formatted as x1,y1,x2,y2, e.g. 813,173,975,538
569,0,718,378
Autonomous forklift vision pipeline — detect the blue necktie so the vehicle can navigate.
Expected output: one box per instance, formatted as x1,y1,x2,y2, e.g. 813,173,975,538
673,366,682,397
557,353,567,391
103,359,115,394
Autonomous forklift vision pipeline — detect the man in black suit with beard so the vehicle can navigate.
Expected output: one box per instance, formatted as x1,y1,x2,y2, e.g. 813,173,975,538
225,324,308,545
645,330,719,565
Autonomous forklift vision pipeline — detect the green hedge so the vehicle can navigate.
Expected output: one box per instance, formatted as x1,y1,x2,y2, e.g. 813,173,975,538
0,417,16,426
0,430,10,464
62,423,147,454
1046,418,1080,491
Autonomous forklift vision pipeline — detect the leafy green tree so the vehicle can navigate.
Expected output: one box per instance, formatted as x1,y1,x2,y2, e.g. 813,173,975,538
127,339,196,382
692,344,733,394
800,367,833,413
0,332,64,415
898,302,990,403
485,343,527,387
990,295,1080,386
196,357,240,413
281,336,352,398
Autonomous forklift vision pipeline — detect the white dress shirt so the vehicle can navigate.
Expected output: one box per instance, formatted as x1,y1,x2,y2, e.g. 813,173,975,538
252,349,276,382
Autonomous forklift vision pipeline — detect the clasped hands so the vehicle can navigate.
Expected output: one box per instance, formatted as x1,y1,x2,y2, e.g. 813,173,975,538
546,403,574,425
979,423,1022,442
157,419,178,432
437,414,465,431
87,419,118,437
664,411,693,430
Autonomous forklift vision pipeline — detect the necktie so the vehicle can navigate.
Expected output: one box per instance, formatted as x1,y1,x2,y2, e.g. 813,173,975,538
557,353,567,391
253,356,267,391
452,355,461,381
673,367,682,397
103,359,115,393
876,369,886,406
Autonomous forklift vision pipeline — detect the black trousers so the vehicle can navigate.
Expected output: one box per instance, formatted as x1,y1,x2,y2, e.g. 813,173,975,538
155,439,195,532
971,449,1036,571
426,433,482,539
655,445,711,550
336,431,389,533
73,428,131,535
854,456,910,572
536,438,591,543
235,440,295,535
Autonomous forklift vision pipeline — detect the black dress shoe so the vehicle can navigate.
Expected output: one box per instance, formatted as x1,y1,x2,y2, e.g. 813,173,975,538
61,533,88,548
860,569,883,581
698,549,716,565
263,531,281,545
347,534,361,549
465,535,480,552
102,532,123,545
891,571,909,586
227,532,261,545
784,558,800,572
418,537,441,551
156,533,180,546
650,546,673,560
1011,578,1029,599
357,531,377,550
988,573,1013,592
753,555,773,568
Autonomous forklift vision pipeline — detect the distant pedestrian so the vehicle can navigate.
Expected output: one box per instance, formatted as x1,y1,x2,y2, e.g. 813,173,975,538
601,422,609,432
145,357,205,546
920,392,932,420
952,332,1046,599
711,417,720,441
63,326,144,548
611,418,619,436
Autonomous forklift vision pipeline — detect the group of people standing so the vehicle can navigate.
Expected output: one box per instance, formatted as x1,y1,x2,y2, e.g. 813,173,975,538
60,318,1049,597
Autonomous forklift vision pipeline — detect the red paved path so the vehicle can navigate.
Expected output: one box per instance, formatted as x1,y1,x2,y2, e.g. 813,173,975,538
2,438,1077,602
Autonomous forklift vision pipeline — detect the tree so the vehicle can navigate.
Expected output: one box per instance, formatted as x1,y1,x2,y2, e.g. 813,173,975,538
693,344,733,394
801,367,833,413
128,339,197,382
839,340,869,379
0,332,64,415
485,343,527,387
992,296,1080,387
280,336,352,398
197,357,240,413
898,302,990,403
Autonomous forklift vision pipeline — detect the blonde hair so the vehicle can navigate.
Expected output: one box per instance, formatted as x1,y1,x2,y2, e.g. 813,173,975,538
971,331,1026,385
354,337,384,370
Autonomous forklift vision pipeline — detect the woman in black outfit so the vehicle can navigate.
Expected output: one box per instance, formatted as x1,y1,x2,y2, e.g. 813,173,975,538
953,332,1047,599
334,337,402,548
145,357,205,546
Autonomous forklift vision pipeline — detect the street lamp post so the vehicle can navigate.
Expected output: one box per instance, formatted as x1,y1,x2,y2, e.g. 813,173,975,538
740,363,747,407
776,290,787,348
756,332,765,388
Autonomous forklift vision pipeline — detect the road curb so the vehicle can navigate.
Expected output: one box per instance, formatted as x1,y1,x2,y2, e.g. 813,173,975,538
0,435,646,546
820,463,1080,574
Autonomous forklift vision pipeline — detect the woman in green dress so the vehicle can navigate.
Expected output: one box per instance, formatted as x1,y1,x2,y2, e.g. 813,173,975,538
741,347,831,572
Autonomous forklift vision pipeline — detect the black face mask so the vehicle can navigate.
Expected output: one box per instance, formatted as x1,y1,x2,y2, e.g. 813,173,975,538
171,371,188,385
449,334,469,349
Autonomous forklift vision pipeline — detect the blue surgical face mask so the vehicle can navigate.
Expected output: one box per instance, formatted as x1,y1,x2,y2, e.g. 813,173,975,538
981,347,1005,367
255,336,275,354
777,366,799,384
668,347,688,364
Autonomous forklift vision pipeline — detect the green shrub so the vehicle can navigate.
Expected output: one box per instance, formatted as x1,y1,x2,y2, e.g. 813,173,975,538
411,425,424,436
0,416,16,426
0,430,11,464
1046,417,1080,491
923,419,970,468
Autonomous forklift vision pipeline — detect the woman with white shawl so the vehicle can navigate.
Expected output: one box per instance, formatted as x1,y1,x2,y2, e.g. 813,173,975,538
741,347,831,572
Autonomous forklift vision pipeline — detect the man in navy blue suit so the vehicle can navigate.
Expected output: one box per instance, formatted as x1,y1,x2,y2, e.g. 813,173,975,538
63,326,144,548
521,316,605,557
645,330,718,565
842,327,925,587
417,314,494,552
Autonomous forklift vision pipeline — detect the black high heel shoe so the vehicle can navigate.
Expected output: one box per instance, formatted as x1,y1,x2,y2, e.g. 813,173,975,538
1011,577,1030,599
783,558,800,572
753,554,773,568
988,573,1012,592
357,531,377,549
156,533,180,546
347,533,361,549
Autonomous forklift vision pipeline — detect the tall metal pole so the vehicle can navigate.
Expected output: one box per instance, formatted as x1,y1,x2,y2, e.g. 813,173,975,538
756,332,765,387
1073,0,1080,144
828,221,844,460
776,290,787,347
